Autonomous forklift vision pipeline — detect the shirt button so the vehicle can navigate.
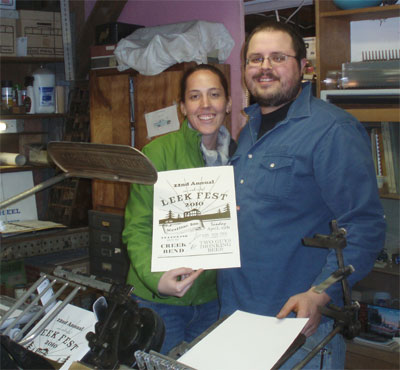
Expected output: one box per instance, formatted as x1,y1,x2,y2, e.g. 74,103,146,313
240,179,244,184
248,154,253,159
270,163,275,168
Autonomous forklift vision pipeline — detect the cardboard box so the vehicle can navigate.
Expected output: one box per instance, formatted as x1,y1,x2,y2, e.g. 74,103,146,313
90,44,118,70
53,12,63,57
95,22,143,45
90,44,117,58
17,10,63,57
0,17,16,56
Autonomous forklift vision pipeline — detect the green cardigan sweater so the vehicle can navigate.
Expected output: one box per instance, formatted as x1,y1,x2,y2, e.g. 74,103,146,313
122,120,218,305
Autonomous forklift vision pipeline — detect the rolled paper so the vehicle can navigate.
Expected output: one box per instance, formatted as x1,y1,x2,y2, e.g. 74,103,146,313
0,152,27,166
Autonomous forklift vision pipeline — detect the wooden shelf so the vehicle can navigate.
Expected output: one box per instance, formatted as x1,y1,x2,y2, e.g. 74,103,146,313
0,164,54,173
343,107,400,123
0,56,64,64
0,131,47,135
380,193,400,200
0,113,66,119
345,340,399,369
320,4,400,21
373,263,400,277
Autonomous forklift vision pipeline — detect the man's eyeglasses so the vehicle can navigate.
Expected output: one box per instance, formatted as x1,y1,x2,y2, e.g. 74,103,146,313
246,52,297,67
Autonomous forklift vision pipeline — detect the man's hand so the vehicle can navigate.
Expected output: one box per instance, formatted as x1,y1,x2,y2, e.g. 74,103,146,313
158,267,204,297
276,288,331,337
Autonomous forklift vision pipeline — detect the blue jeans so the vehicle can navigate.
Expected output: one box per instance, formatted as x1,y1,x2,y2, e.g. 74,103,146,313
281,320,346,369
132,295,220,355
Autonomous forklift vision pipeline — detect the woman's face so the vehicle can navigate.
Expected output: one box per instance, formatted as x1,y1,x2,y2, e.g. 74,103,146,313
180,70,231,141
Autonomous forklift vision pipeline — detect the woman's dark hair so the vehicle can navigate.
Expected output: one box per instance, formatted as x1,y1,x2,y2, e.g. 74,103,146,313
180,64,229,102
243,21,306,66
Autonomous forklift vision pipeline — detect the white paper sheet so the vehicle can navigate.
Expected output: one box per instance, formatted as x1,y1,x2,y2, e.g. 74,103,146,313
0,220,66,237
151,166,240,272
178,310,308,370
145,105,180,139
0,171,37,222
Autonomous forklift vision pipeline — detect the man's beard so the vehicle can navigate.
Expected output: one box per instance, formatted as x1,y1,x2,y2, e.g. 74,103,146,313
249,72,302,107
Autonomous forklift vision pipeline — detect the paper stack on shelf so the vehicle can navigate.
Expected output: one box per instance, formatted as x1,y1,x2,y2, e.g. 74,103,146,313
353,336,400,352
381,122,399,195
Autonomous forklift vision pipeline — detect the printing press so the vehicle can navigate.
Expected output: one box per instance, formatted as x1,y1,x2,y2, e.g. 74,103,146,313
1,222,361,369
0,142,361,369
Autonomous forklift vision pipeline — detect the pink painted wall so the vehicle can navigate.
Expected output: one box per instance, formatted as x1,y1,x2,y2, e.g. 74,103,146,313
85,0,245,138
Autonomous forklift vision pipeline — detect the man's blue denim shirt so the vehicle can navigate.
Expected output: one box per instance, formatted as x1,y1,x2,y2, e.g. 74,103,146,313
218,83,386,318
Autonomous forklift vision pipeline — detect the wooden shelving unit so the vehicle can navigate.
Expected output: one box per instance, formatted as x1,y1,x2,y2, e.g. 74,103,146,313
315,2,400,368
0,56,65,220
316,2,400,100
315,1,400,193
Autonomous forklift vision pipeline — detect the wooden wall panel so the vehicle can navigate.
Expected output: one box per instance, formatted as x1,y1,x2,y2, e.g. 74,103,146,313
90,72,131,145
89,63,231,213
90,71,131,214
134,70,186,150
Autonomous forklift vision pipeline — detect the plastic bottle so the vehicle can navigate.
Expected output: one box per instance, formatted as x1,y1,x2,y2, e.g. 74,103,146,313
24,76,35,114
32,66,56,113
1,80,13,110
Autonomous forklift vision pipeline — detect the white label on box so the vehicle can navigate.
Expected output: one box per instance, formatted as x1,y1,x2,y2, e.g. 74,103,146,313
0,171,38,222
16,36,27,56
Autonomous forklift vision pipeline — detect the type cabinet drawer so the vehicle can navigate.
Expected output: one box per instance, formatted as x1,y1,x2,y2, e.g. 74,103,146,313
88,210,129,283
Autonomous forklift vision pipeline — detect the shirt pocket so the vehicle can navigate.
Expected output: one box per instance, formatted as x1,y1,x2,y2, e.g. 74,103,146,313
256,154,294,200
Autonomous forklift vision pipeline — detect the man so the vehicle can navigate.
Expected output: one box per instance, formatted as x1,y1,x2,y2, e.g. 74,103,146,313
217,21,386,369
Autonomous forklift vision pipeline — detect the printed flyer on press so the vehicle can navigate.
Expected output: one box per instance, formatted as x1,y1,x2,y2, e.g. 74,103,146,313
151,166,241,272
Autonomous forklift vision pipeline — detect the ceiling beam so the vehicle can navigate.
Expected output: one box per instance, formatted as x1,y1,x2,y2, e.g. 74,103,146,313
244,0,313,15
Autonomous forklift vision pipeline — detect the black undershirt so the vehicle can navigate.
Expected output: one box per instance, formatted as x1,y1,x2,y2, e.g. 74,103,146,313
257,101,293,139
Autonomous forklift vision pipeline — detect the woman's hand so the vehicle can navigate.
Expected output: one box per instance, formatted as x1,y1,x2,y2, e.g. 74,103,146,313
158,267,204,297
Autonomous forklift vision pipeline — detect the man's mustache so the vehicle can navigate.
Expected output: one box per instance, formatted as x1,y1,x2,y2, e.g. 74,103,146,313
253,71,279,81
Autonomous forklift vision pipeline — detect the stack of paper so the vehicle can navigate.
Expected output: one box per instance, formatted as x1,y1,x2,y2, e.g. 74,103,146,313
178,310,308,370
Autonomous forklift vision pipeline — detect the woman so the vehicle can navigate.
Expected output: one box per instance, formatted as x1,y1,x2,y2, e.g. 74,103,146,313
122,64,235,355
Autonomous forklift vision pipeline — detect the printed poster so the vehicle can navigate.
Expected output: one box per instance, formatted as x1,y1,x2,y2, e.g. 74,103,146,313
24,303,96,370
151,166,240,272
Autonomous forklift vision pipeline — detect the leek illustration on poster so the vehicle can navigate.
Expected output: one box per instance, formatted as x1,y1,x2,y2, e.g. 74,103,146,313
151,166,240,272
